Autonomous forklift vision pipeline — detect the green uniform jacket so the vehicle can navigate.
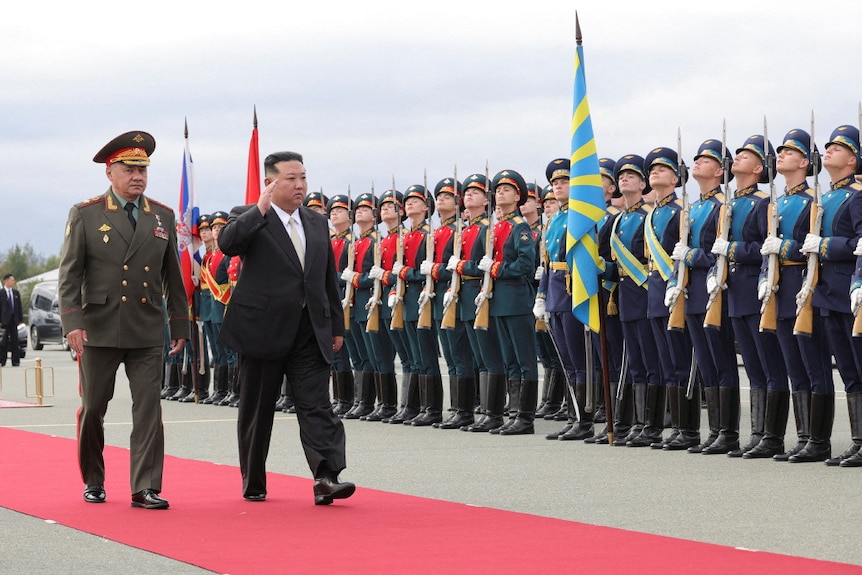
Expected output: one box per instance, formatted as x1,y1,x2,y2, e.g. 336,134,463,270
59,189,190,347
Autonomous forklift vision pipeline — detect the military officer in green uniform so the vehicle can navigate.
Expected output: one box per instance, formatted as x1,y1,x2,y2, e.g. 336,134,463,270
59,131,189,509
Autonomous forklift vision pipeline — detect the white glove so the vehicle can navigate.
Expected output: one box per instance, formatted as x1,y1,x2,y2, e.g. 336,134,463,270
340,269,357,283
532,297,546,320
706,274,718,295
368,265,385,280
419,260,433,275
534,266,545,281
854,237,862,257
671,242,689,261
446,255,460,272
761,235,781,256
387,293,400,309
474,292,487,308
800,233,822,255
852,288,862,316
597,256,606,272
392,261,405,276
478,256,494,272
341,297,351,309
664,286,682,308
711,237,730,256
418,291,430,308
757,281,770,301
443,290,454,309
795,286,810,310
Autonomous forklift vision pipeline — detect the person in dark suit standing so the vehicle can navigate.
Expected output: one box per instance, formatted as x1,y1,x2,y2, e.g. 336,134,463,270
59,131,189,509
218,151,355,505
0,274,23,366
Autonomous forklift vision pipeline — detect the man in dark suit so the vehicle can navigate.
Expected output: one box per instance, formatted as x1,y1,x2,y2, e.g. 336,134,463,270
59,131,189,509
0,274,23,366
218,150,355,505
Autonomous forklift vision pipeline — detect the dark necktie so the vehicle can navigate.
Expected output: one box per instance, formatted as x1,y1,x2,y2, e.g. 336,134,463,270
124,202,136,230
6,289,12,313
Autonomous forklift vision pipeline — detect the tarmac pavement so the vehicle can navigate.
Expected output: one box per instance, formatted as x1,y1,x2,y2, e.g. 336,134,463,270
1,346,860,573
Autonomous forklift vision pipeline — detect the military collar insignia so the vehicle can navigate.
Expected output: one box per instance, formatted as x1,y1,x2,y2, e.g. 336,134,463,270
625,200,644,214
831,176,853,191
735,185,758,198
785,182,809,196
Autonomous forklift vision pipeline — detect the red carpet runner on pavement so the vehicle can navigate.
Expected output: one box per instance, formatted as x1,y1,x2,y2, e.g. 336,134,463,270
1,427,858,575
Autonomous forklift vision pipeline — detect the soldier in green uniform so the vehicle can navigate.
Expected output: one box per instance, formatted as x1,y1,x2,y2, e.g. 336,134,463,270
59,131,189,509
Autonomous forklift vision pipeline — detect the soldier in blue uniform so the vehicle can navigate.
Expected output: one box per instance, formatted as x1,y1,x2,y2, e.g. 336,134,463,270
606,155,660,446
478,169,537,436
709,135,788,456
585,157,626,444
638,147,691,448
750,130,833,459
797,125,862,465
525,183,566,421
668,139,738,452
534,159,594,441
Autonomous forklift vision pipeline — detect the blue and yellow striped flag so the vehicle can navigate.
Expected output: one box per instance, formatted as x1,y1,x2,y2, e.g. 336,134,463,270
565,23,605,333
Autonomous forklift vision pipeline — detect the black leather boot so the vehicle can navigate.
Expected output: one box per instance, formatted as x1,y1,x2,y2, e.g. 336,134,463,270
838,392,862,467
593,376,607,423
374,372,399,422
161,363,180,399
628,384,665,447
342,370,364,419
774,390,811,461
387,372,420,424
333,371,355,416
689,385,719,453
586,380,616,444
547,382,576,440
744,389,789,459
463,372,489,431
412,374,444,426
435,376,460,428
169,366,193,401
439,376,476,429
666,384,701,450
612,382,635,446
346,372,375,420
654,383,680,449
703,386,740,455
226,364,241,407
791,393,834,463
491,379,521,434
536,369,564,419
360,372,384,421
466,373,505,432
500,379,538,435
730,387,766,457
621,383,647,444
560,381,595,440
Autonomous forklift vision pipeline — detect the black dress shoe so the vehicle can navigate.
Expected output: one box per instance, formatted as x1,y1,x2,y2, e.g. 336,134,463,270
131,489,169,509
243,493,267,501
313,476,356,505
83,485,106,503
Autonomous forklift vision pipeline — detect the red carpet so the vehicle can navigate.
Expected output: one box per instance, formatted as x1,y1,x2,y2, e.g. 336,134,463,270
1,427,858,575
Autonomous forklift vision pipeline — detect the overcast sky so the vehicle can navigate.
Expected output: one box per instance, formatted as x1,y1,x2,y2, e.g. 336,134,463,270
3,0,861,260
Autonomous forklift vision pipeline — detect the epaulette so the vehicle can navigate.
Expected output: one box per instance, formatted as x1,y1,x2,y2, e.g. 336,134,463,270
512,216,525,224
480,217,490,225
753,190,769,199
672,197,684,209
851,182,862,192
147,197,175,212
75,195,105,209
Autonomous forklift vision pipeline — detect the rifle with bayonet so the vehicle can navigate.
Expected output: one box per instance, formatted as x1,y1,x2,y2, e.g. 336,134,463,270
418,170,435,329
343,185,354,332
668,128,690,331
390,181,406,331
759,117,779,333
794,111,822,337
366,182,382,333
534,179,550,333
704,120,733,329
474,162,494,330
441,166,461,330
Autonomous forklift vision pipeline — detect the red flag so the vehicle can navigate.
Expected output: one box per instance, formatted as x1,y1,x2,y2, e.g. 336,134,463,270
245,107,260,204
177,119,201,306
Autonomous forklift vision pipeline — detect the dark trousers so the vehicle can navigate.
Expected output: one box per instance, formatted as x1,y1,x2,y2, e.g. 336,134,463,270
77,345,164,494
237,309,347,497
1,324,20,365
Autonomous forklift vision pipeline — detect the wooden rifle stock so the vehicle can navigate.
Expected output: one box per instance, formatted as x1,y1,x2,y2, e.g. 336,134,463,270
441,227,462,330
390,224,405,331
474,214,493,331
417,220,435,329
366,237,381,333
667,266,687,331
794,113,822,337
758,201,779,333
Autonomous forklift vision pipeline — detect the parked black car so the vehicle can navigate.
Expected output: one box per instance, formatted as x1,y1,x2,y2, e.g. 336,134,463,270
28,280,67,351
